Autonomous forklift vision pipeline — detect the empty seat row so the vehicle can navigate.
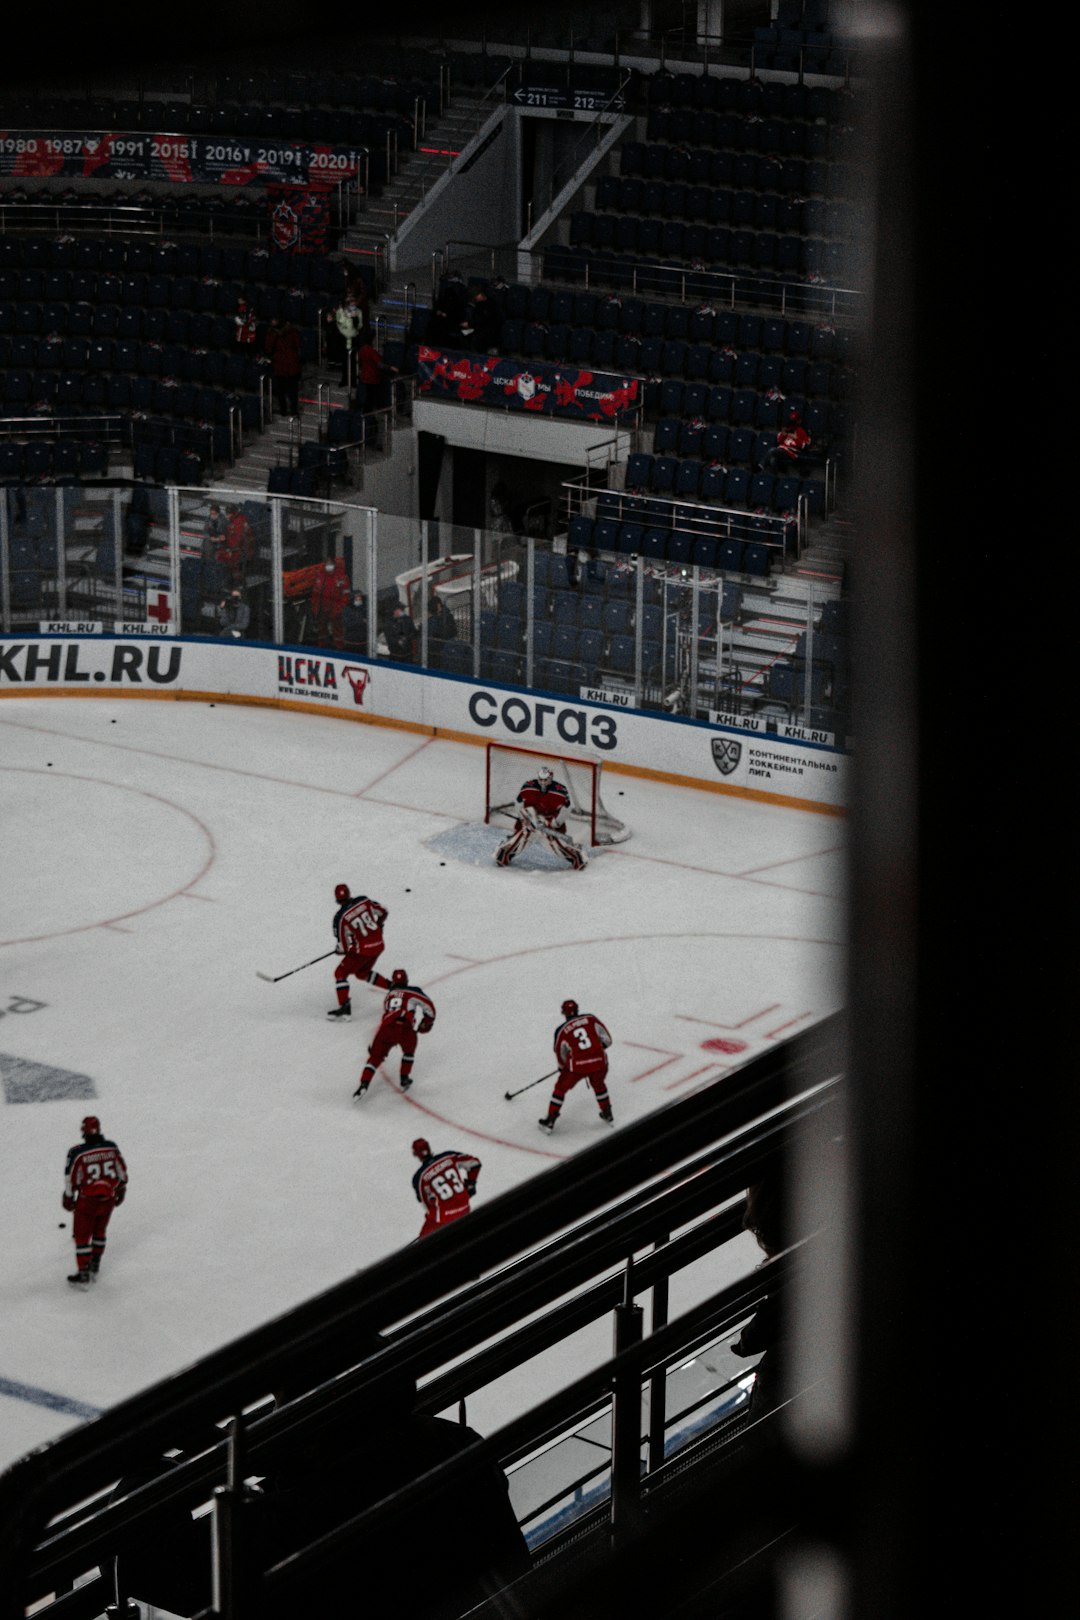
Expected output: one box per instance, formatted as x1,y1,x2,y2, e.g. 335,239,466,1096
0,276,321,330
0,234,352,294
0,438,109,482
575,520,776,577
476,285,845,360
543,245,847,305
597,180,853,237
632,116,835,166
1,358,262,420
624,453,824,513
1,329,272,378
568,215,847,278
643,73,845,120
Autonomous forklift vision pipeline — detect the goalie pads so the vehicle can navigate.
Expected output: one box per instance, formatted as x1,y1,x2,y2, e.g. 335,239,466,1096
540,823,588,869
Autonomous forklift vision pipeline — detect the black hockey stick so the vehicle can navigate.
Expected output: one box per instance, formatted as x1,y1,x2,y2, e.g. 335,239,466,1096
504,1070,558,1101
256,950,337,984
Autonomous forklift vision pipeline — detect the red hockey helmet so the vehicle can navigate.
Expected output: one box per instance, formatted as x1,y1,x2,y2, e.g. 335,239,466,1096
412,1138,431,1160
391,968,409,987
81,1115,101,1137
561,999,579,1019
334,883,350,903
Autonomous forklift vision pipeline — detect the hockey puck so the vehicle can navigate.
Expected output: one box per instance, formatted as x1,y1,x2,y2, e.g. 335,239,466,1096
58,1222,66,1229
440,862,446,866
405,888,411,893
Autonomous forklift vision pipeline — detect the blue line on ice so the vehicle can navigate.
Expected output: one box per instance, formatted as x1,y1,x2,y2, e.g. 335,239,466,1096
0,1375,102,1420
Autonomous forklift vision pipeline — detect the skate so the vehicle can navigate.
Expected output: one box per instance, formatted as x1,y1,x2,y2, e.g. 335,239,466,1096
352,1082,369,1100
67,1270,90,1287
599,1106,614,1125
538,1116,556,1133
399,1075,413,1091
327,1002,352,1020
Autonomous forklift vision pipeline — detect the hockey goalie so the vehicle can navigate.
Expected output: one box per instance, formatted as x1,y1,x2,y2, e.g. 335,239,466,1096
495,765,588,871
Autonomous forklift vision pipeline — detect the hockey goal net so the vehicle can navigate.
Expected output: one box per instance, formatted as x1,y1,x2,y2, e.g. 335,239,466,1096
484,741,630,846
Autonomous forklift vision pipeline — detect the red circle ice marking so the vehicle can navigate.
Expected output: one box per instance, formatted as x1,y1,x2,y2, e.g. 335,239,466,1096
701,1037,748,1054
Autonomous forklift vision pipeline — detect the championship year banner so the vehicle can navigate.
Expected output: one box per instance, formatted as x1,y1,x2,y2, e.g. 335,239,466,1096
416,347,641,426
0,131,364,188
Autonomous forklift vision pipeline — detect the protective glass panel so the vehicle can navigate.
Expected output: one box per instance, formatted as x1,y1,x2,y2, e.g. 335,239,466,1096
279,494,363,653
176,487,272,644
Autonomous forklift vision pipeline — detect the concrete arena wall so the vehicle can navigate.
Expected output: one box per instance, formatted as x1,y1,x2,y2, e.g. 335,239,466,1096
0,636,848,816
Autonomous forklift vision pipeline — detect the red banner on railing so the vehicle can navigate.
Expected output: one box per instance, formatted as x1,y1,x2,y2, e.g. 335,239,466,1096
415,347,641,425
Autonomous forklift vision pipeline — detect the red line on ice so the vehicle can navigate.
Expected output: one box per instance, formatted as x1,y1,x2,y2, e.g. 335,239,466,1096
371,1070,565,1159
0,766,216,947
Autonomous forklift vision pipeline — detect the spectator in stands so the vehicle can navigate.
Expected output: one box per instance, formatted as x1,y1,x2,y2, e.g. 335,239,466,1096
425,590,457,652
438,268,469,328
425,301,454,347
346,270,373,338
761,409,812,476
217,506,256,587
264,315,303,417
202,502,226,567
310,557,351,649
334,293,365,387
356,337,399,412
468,286,501,353
342,589,369,653
233,297,257,347
217,589,250,639
385,601,417,662
255,1344,532,1620
112,1333,530,1620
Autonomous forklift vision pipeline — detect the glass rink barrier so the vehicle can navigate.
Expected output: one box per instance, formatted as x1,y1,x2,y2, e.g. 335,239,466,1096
0,483,849,742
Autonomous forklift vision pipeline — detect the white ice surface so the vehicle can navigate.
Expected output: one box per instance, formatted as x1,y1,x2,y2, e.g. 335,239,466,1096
0,697,846,1475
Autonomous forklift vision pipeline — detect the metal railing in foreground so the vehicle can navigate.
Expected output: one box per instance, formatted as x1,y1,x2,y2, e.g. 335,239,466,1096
0,1013,845,1620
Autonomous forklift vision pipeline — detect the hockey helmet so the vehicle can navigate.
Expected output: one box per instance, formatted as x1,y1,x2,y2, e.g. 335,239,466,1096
334,883,350,902
412,1138,431,1160
561,999,579,1019
81,1115,101,1137
536,765,554,785
391,968,409,987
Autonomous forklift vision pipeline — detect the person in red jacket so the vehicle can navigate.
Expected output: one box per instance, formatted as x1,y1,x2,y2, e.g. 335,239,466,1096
762,409,812,474
264,315,303,417
63,1115,128,1285
310,557,351,648
216,507,256,586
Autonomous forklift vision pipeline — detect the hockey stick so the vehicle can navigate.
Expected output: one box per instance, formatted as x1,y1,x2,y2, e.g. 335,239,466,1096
256,950,337,984
504,1070,559,1101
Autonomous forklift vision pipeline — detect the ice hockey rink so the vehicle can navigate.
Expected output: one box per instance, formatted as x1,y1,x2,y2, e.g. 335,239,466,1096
0,694,846,1478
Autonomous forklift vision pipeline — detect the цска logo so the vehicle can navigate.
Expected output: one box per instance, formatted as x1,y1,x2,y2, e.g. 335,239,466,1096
276,655,370,707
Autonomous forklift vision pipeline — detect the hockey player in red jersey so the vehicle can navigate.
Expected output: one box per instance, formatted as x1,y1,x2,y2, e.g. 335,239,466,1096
411,1138,482,1237
353,971,437,1097
539,1001,613,1132
495,765,587,870
328,883,392,1019
63,1116,128,1285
